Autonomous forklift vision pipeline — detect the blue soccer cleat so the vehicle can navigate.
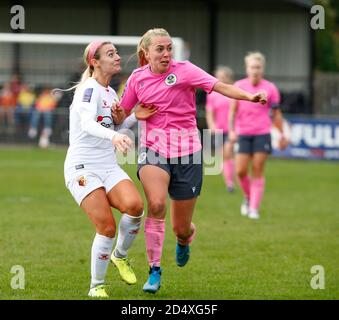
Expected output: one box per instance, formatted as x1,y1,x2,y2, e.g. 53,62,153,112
176,243,190,267
143,266,162,294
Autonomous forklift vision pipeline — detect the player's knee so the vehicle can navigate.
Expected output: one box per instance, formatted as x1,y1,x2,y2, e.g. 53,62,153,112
252,170,264,178
98,224,116,238
237,169,247,179
148,199,166,216
173,225,190,241
252,165,264,178
122,198,144,216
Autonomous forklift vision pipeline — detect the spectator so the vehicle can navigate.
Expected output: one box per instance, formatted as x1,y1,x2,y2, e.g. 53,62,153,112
10,74,21,101
28,87,58,148
0,82,16,133
15,84,36,133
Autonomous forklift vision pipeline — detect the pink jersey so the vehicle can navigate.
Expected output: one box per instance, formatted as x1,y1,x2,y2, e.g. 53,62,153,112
206,91,231,133
120,60,218,158
234,78,280,135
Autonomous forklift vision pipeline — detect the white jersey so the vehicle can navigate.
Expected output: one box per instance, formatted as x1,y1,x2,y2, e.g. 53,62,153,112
64,77,137,176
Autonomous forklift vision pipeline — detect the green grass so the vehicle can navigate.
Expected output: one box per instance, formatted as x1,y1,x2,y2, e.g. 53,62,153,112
0,147,338,300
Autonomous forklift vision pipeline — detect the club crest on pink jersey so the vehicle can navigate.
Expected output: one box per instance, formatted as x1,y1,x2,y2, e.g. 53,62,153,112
165,74,177,86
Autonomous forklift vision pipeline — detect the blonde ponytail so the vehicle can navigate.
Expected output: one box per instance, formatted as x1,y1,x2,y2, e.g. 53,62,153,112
53,41,110,95
76,65,94,90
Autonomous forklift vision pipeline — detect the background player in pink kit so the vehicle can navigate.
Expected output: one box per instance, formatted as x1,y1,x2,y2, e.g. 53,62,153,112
206,66,236,192
120,28,267,294
229,52,288,220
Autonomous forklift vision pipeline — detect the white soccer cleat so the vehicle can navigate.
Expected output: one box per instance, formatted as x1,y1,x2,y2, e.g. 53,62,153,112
248,209,260,220
240,199,249,216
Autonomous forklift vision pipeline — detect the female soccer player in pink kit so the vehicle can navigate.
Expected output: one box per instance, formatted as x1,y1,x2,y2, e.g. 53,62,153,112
229,52,288,220
206,66,236,192
120,29,267,293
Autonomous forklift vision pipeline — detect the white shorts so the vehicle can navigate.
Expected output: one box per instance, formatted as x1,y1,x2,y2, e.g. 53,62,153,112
65,165,131,206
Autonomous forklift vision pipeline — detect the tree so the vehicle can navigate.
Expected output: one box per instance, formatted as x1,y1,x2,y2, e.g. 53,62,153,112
315,0,339,71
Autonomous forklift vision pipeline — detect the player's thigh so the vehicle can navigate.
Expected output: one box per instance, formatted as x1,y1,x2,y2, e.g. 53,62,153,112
80,187,116,233
106,179,144,216
235,136,253,175
170,198,197,233
251,152,268,177
139,165,170,214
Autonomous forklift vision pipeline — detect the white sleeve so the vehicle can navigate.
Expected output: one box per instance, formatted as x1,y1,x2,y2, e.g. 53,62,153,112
115,113,138,132
76,87,118,141
80,111,118,140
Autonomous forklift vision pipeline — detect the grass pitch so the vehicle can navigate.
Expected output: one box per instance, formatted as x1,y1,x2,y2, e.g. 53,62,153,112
0,147,338,300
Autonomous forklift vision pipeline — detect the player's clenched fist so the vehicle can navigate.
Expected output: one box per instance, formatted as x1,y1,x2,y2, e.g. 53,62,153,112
251,91,267,104
111,101,125,125
112,133,133,154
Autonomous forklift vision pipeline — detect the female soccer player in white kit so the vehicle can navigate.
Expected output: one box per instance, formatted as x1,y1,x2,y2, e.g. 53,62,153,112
64,40,156,298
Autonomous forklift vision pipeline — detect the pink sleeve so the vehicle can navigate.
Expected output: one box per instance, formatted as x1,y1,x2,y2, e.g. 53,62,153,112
205,93,215,111
120,73,139,112
185,61,219,93
269,83,281,108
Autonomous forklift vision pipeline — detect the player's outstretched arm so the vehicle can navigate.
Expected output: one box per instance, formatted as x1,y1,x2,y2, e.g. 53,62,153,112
213,81,267,104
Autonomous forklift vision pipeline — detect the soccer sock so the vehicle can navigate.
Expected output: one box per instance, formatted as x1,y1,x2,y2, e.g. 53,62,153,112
144,217,165,268
249,177,266,211
90,233,115,288
177,223,196,246
114,212,144,258
223,159,235,188
239,175,251,200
